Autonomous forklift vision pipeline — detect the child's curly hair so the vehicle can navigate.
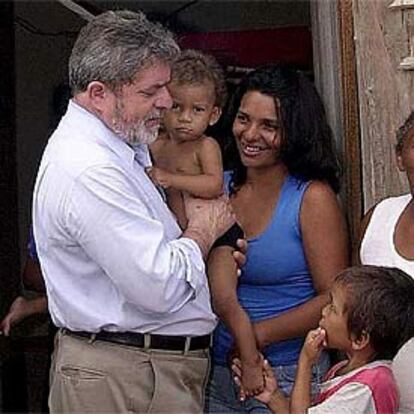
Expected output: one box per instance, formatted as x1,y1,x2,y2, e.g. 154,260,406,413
171,49,227,108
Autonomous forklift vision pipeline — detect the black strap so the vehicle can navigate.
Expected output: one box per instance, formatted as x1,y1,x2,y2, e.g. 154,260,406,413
212,223,244,249
64,329,211,351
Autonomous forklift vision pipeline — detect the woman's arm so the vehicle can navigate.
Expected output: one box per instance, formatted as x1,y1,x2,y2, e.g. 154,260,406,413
253,181,349,348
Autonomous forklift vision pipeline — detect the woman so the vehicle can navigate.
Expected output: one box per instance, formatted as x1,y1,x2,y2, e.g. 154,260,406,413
206,65,349,413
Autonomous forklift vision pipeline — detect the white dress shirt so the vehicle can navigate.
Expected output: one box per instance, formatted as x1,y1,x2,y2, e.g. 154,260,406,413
33,100,217,335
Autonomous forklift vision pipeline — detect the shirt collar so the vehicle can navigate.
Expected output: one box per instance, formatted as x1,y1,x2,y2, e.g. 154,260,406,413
130,143,153,168
67,99,142,167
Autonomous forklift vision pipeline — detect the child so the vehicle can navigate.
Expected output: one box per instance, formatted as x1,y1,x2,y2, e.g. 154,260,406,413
234,266,414,413
148,50,262,396
148,49,226,228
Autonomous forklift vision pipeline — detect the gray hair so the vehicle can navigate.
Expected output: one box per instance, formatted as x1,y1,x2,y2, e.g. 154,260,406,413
69,10,180,94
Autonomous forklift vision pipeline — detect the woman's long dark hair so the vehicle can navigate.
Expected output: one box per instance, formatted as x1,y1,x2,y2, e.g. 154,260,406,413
225,65,341,193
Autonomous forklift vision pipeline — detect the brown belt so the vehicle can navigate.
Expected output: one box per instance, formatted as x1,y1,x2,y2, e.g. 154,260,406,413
63,328,211,352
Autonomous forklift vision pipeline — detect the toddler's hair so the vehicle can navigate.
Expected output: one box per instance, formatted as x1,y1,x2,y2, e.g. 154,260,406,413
171,49,227,108
335,265,414,359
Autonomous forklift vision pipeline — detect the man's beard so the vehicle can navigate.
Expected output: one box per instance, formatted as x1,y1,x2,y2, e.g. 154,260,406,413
111,99,161,146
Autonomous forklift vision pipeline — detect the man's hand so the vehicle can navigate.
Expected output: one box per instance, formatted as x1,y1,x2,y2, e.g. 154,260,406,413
183,194,235,258
146,166,173,189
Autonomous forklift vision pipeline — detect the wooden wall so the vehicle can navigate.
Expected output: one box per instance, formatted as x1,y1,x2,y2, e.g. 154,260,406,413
312,0,363,248
353,0,412,211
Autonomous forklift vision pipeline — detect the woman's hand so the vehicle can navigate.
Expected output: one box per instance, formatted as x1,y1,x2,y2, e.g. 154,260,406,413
240,353,265,398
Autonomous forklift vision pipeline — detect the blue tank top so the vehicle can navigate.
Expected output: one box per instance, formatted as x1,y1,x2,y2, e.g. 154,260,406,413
213,172,316,366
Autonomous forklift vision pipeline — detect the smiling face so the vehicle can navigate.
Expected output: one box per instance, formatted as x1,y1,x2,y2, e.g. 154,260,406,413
232,90,282,169
163,81,220,143
319,284,353,352
101,60,172,145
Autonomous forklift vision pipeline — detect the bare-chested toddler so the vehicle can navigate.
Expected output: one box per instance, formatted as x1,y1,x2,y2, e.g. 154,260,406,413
148,49,226,228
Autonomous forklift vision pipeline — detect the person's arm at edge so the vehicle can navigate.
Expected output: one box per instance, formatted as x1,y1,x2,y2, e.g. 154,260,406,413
352,205,375,265
253,181,349,348
22,255,46,292
0,295,48,336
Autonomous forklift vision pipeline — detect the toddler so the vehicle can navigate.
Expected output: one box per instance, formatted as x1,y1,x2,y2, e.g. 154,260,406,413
149,49,226,228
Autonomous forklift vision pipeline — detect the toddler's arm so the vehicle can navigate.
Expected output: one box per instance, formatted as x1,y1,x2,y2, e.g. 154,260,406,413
148,137,223,198
208,244,264,396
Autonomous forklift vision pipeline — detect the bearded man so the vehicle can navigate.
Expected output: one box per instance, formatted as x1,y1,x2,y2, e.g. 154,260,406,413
32,10,237,413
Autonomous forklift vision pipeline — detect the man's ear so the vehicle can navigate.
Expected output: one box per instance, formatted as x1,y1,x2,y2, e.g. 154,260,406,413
351,330,370,351
208,107,222,126
86,81,112,112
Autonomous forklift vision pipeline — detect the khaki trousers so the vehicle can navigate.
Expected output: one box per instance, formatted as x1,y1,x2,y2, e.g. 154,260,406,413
49,330,210,413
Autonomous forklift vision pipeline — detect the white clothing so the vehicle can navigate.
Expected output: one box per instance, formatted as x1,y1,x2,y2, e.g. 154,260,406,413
310,383,377,414
33,100,216,335
393,338,414,414
309,360,398,414
360,194,414,276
